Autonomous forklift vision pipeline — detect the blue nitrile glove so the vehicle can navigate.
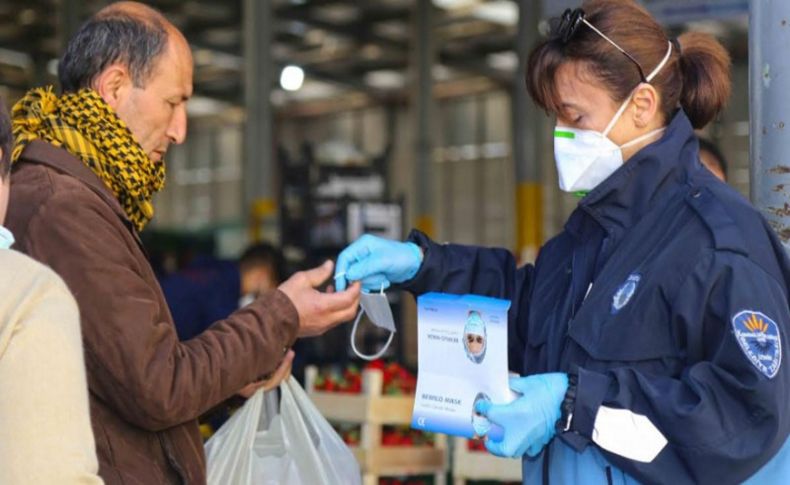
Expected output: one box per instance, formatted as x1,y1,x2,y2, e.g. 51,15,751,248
475,373,568,458
334,234,423,291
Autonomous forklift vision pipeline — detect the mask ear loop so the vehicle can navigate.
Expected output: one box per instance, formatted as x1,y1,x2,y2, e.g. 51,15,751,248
350,283,395,361
602,41,673,138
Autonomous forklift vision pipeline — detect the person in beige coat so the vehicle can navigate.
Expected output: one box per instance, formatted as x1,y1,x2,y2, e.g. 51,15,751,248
0,99,103,483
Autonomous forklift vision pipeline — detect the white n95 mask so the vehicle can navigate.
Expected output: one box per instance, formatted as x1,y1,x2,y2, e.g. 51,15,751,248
350,287,396,361
0,226,15,250
554,41,673,193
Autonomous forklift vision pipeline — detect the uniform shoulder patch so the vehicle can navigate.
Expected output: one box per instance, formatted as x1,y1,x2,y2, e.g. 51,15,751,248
731,310,782,378
611,273,641,314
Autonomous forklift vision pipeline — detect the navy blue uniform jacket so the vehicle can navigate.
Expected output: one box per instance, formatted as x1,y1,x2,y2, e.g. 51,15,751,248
400,111,790,484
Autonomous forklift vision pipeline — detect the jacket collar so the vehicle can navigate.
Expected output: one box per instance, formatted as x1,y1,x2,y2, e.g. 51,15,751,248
566,110,699,237
17,139,135,231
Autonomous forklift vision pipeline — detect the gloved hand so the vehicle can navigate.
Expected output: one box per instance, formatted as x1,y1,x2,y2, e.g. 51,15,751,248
475,373,568,458
334,234,423,291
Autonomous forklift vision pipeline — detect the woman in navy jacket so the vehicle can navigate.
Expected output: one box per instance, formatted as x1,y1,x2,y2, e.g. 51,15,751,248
335,1,790,483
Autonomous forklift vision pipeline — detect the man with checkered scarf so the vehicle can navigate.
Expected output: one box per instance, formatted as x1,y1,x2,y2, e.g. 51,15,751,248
5,3,361,484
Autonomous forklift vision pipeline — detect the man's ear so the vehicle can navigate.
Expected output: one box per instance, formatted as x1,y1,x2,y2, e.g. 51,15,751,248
630,83,660,129
92,64,131,110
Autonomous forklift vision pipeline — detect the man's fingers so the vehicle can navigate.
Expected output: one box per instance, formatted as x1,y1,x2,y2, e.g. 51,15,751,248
270,350,294,382
303,260,334,288
317,281,361,313
323,289,361,324
256,350,295,393
278,349,295,369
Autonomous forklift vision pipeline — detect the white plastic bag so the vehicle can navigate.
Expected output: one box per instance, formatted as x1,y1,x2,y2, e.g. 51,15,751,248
205,376,362,485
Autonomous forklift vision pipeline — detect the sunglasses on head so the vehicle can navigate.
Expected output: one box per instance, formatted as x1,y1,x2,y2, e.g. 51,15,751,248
555,8,648,83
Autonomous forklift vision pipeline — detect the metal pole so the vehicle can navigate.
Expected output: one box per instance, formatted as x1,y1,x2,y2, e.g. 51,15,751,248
413,0,436,238
243,0,276,242
513,0,542,263
750,0,790,252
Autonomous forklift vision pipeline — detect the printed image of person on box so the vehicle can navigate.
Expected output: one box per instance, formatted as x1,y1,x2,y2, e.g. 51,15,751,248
471,392,492,439
463,310,487,364
334,1,790,483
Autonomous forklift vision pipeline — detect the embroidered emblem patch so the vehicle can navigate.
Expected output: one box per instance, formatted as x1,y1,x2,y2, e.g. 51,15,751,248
732,310,782,378
611,273,641,314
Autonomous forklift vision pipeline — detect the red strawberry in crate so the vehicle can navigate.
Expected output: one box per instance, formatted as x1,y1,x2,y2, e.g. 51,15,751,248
313,374,325,391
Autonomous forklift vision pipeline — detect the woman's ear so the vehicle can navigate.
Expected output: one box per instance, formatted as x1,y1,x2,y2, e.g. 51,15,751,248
630,83,660,129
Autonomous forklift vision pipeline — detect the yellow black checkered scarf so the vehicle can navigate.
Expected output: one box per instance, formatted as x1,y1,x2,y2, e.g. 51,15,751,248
11,86,165,232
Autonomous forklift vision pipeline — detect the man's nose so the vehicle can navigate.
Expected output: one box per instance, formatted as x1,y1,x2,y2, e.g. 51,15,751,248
167,105,188,145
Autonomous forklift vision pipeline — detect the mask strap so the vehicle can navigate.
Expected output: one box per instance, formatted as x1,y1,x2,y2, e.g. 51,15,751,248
603,95,633,137
646,41,673,83
350,308,395,361
350,282,394,361
619,127,666,149
602,41,673,137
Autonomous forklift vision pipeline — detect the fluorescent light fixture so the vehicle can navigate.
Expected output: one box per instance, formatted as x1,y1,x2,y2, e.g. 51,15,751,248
472,1,517,26
364,70,405,89
280,65,305,91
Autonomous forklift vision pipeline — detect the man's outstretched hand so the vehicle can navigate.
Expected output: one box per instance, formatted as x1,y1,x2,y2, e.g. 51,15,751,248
278,260,361,337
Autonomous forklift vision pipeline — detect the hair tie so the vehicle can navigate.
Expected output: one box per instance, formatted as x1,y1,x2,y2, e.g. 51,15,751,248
671,38,682,55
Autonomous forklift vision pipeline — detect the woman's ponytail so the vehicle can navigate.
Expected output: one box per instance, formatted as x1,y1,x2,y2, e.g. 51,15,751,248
676,32,732,129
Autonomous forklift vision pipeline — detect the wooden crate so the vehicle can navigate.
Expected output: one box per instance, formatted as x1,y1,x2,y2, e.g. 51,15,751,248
452,437,522,484
306,366,448,485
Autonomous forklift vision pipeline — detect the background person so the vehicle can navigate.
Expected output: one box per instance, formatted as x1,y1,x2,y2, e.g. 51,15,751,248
698,136,728,181
5,3,359,484
0,98,103,484
161,242,287,341
334,1,790,483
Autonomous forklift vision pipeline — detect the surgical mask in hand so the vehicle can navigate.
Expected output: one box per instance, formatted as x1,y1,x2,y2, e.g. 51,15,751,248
360,290,396,332
0,225,15,250
350,288,396,360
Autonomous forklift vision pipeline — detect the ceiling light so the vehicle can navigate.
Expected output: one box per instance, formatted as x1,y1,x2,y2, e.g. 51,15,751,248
280,65,305,91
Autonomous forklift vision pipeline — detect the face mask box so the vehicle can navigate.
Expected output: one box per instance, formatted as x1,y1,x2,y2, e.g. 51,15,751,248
411,292,512,439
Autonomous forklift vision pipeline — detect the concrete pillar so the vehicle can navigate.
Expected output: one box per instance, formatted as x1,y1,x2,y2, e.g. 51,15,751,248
243,0,276,242
412,0,437,237
513,0,543,263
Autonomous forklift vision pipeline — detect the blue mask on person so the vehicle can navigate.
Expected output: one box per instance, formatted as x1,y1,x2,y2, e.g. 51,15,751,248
0,225,15,250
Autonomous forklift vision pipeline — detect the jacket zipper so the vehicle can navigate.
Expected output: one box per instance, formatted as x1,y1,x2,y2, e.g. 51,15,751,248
606,465,614,485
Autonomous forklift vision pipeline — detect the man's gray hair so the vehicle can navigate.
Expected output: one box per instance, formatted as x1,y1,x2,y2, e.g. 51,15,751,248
58,10,168,93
